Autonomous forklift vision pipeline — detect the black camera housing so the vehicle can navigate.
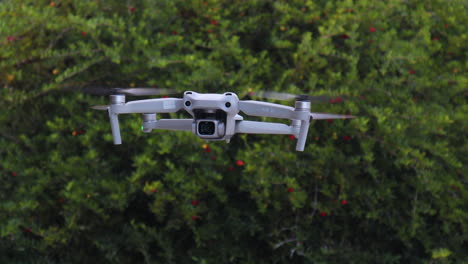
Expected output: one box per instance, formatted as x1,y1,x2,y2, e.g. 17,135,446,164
198,121,216,135
193,110,226,139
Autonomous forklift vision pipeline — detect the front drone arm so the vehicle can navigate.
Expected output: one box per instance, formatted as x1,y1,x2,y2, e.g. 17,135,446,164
142,119,193,132
235,120,298,135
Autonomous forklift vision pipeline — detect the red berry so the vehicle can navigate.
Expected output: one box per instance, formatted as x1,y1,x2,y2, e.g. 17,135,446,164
320,212,327,217
228,166,234,171
369,39,374,43
236,160,245,166
409,69,415,75
129,6,136,12
7,36,18,41
211,156,217,160
341,200,348,205
341,34,349,39
432,37,439,41
11,172,17,177
151,188,157,193
192,216,199,220
330,98,335,104
81,31,87,36
370,27,376,32
287,187,294,193
210,20,218,25
444,24,449,28
24,228,31,233
289,135,295,140
343,135,351,141
335,97,342,103
192,200,199,206
327,119,334,123
172,31,178,35
205,146,211,153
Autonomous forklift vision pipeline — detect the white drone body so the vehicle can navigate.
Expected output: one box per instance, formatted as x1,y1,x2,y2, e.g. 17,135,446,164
98,91,353,151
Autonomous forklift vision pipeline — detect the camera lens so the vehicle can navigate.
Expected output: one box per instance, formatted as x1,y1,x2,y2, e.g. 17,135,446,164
198,121,216,135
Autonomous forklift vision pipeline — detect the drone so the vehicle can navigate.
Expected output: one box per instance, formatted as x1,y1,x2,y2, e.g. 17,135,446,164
87,88,354,151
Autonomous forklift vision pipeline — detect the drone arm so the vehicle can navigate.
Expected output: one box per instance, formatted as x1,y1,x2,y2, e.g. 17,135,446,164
239,100,312,151
113,98,184,114
235,120,296,135
238,101,295,119
106,98,184,144
144,119,193,131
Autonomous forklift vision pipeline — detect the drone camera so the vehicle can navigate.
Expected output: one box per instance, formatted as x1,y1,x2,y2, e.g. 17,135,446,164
198,121,216,135
195,119,225,139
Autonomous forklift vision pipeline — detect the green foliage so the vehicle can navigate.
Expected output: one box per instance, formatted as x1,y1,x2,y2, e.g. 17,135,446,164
0,0,466,263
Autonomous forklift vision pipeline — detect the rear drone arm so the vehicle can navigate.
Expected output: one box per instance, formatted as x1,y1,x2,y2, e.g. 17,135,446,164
108,96,184,144
111,98,184,114
141,118,193,132
238,101,314,120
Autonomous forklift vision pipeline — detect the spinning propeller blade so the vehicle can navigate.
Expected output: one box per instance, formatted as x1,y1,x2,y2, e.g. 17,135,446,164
90,105,109,111
249,91,355,104
311,113,355,120
250,91,338,103
79,87,177,96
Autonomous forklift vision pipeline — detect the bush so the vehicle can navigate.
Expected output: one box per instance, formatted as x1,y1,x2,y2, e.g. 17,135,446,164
0,0,466,263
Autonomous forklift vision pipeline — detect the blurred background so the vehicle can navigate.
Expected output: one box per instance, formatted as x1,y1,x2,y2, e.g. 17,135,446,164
0,0,466,263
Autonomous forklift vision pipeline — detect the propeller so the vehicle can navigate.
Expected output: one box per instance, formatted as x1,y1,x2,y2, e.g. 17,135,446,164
90,105,109,111
78,87,177,96
78,87,177,110
310,112,354,120
249,91,347,103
